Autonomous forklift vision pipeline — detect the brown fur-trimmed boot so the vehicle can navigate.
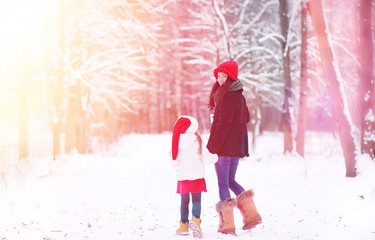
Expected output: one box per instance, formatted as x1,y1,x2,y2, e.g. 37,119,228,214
237,190,262,230
216,198,237,234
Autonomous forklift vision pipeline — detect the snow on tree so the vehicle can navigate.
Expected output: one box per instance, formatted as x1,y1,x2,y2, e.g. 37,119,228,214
358,0,375,158
61,0,162,149
151,0,218,131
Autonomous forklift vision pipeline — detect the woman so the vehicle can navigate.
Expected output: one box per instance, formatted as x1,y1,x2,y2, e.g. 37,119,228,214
206,60,261,234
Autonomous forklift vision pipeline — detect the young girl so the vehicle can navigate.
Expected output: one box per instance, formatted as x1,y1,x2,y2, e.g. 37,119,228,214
172,116,206,238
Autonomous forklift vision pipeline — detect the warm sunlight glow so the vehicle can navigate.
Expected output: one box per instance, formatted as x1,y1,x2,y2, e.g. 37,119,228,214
0,0,46,61
0,0,58,138
0,0,58,124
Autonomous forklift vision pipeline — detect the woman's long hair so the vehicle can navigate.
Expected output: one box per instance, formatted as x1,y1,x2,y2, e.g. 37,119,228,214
208,77,234,110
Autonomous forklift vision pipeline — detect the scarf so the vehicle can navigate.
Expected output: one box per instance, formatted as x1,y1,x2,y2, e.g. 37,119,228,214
229,79,243,92
213,80,243,105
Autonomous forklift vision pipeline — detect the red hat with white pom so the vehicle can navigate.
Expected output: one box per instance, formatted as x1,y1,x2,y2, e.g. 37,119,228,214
172,116,199,160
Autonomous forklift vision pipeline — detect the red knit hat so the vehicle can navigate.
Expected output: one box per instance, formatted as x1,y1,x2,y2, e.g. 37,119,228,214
172,116,198,160
213,60,238,81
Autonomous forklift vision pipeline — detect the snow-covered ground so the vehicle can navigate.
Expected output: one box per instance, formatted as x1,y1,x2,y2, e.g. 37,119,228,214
1,131,375,240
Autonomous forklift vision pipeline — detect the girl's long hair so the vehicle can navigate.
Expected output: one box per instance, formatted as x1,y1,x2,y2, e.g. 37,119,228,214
208,77,234,110
195,131,202,156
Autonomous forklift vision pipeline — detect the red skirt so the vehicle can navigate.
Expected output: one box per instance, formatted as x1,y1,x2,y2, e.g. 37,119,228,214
177,178,207,193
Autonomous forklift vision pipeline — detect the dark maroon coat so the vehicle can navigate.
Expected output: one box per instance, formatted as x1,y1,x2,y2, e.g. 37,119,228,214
206,89,250,158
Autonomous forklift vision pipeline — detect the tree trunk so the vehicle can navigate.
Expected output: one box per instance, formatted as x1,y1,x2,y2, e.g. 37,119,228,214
65,84,83,153
359,0,375,158
296,0,309,157
279,0,293,153
307,0,357,177
18,63,29,160
52,0,65,160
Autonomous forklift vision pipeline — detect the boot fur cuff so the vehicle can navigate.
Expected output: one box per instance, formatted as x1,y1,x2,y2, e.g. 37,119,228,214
237,189,254,202
216,198,237,212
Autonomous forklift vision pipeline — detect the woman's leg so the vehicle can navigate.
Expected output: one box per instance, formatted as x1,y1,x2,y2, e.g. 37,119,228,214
180,193,190,223
228,157,244,195
191,192,202,218
215,156,231,200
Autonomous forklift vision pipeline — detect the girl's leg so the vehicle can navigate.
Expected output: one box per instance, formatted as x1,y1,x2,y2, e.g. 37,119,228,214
215,156,231,200
180,193,190,223
228,157,245,195
189,192,203,238
191,192,202,218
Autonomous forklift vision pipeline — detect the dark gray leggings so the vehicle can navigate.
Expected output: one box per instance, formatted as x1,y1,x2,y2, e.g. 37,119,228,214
180,192,201,223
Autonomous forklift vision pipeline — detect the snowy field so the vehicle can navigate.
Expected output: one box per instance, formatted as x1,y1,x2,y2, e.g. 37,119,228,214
1,131,375,240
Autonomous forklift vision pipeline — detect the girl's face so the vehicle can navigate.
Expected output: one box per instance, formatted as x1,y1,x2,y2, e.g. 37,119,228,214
217,72,227,86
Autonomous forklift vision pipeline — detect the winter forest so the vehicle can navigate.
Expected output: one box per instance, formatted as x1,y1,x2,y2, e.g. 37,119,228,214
1,0,375,239
2,0,375,175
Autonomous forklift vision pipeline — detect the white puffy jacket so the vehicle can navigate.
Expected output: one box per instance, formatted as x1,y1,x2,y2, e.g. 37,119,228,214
174,133,217,181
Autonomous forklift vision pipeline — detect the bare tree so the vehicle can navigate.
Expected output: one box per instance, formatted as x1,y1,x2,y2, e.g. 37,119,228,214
212,0,232,59
157,0,218,130
359,0,375,158
279,0,293,153
60,0,162,147
18,60,30,160
307,0,356,177
296,0,309,157
51,0,66,159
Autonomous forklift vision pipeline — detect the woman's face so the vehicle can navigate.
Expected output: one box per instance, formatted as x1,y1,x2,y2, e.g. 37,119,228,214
217,72,227,86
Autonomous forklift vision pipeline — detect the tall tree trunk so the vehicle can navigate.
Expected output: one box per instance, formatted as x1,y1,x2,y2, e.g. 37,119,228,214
359,0,375,158
18,62,29,160
65,0,88,153
65,84,80,153
307,0,357,177
52,0,65,159
279,0,293,153
296,0,309,157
